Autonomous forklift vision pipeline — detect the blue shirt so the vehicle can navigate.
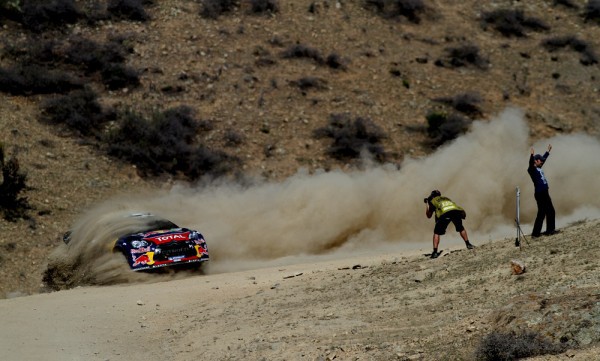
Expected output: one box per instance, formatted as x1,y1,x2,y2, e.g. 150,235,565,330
527,152,549,193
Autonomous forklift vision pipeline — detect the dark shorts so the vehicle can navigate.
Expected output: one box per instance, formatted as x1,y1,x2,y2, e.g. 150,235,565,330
434,210,465,235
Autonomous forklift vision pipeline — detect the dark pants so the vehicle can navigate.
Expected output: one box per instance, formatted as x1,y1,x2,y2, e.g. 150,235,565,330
434,210,465,235
532,190,555,236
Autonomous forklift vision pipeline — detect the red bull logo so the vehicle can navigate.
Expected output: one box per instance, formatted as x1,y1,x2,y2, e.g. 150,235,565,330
132,254,150,266
132,252,155,266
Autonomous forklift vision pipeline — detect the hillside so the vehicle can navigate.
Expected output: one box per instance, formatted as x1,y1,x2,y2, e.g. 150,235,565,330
1,0,600,359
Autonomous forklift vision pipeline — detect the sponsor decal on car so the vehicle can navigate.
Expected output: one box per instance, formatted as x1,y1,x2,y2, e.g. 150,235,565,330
130,246,153,254
144,231,190,244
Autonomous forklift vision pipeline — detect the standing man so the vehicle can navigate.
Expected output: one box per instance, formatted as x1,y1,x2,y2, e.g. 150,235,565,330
424,190,475,259
528,144,558,238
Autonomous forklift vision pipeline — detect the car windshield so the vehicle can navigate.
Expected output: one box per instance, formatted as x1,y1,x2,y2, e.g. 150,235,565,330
137,219,179,233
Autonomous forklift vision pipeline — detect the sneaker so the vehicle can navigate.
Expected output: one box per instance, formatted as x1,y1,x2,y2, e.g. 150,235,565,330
543,230,560,236
466,242,475,250
430,251,440,259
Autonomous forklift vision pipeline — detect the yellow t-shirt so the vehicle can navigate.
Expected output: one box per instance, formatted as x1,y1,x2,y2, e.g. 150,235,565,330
430,196,464,218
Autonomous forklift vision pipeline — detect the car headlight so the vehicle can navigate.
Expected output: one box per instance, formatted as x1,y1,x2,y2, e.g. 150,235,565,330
131,240,148,248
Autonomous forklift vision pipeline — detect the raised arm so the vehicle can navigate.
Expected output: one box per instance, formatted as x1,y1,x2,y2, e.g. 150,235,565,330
541,144,551,163
529,147,535,166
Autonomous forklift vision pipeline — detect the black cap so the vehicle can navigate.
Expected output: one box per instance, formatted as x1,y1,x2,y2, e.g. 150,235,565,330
533,154,543,161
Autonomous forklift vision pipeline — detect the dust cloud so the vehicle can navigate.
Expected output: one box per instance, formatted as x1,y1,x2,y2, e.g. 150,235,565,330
45,107,600,287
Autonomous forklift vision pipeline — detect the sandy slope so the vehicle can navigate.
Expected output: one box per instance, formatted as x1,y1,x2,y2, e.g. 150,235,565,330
2,218,599,361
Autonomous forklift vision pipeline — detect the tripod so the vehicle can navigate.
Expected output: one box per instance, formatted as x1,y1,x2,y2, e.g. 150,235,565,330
515,187,528,248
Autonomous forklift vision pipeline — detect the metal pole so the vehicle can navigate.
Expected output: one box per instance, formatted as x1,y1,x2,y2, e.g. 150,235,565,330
516,186,520,246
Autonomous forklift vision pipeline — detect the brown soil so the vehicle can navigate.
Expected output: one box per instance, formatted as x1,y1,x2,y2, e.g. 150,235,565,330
1,220,600,360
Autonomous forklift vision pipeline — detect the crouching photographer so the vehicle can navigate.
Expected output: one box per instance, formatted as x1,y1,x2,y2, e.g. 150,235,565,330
424,190,475,259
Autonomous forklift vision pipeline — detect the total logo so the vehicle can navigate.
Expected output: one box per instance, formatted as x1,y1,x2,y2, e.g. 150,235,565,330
145,232,190,244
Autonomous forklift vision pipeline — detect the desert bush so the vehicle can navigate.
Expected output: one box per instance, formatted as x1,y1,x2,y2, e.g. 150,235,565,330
474,331,565,361
39,88,111,137
185,147,239,180
61,35,138,88
584,0,600,23
325,53,348,70
289,77,328,93
0,0,21,22
0,64,82,95
0,37,57,64
105,106,197,176
249,0,279,14
200,0,239,19
100,63,140,90
481,9,550,37
105,106,237,180
282,46,345,69
554,0,578,9
364,0,426,23
0,0,20,10
281,44,325,64
107,0,150,21
223,129,244,147
313,113,387,162
425,111,470,146
1,34,138,91
435,44,489,69
61,36,129,73
541,35,598,65
432,92,483,117
0,144,30,222
19,0,82,32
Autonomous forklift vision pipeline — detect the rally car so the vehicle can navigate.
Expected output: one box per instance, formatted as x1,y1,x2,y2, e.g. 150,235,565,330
63,213,209,271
